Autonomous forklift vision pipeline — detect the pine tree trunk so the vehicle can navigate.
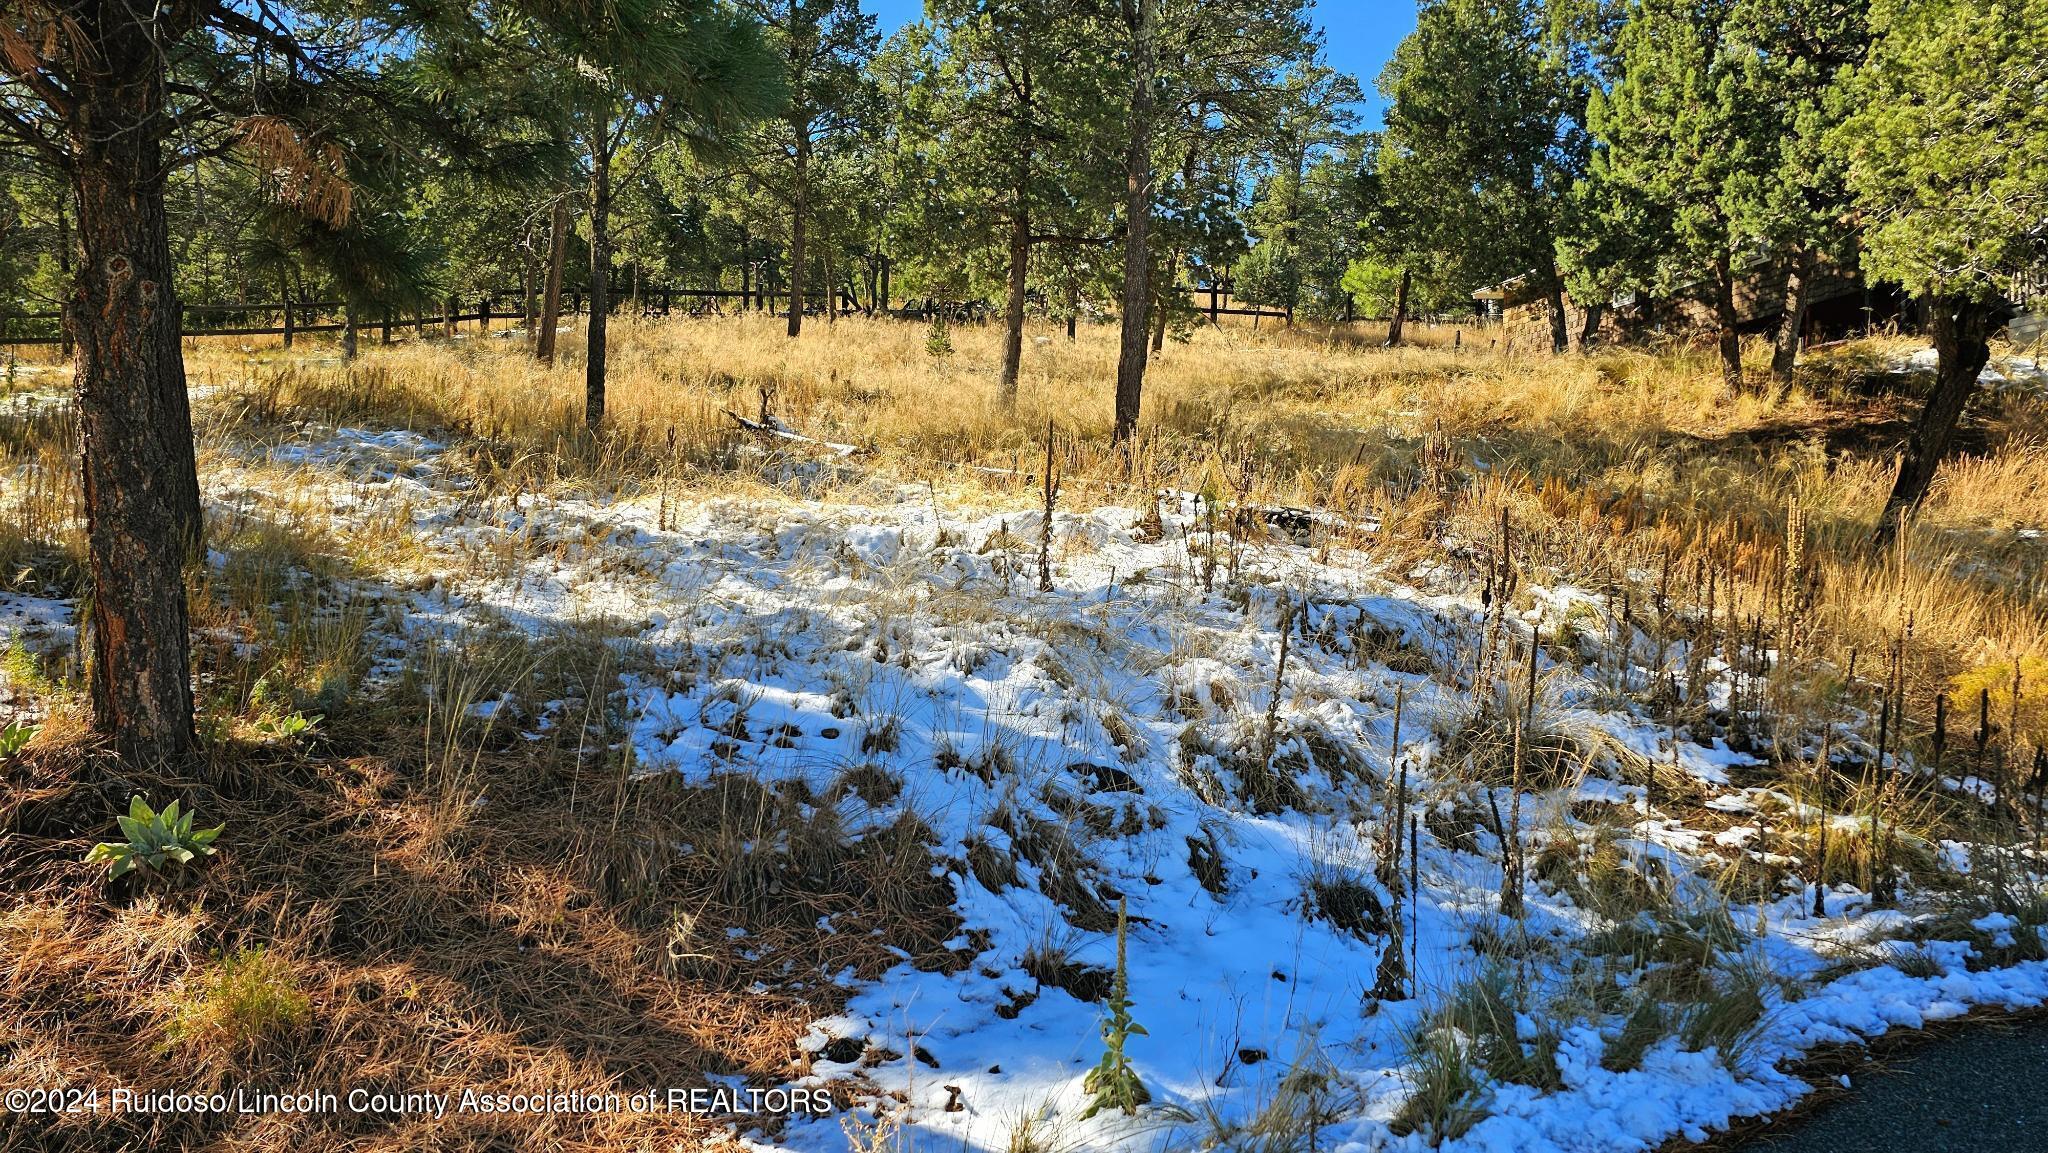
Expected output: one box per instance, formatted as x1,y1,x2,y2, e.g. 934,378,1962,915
342,299,358,361
1713,249,1742,391
537,196,568,365
585,135,612,431
1000,197,1030,408
1873,296,1997,547
1545,274,1569,355
57,198,74,358
1771,249,1813,385
521,239,538,333
1385,268,1410,346
740,232,752,314
787,135,809,339
66,9,199,762
1150,261,1173,354
823,241,837,323
1111,0,1157,445
1577,302,1605,352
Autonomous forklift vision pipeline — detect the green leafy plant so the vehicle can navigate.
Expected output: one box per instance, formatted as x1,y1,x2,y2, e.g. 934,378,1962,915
255,709,321,740
1081,897,1150,1118
163,946,310,1050
925,314,953,360
0,719,36,759
85,796,224,880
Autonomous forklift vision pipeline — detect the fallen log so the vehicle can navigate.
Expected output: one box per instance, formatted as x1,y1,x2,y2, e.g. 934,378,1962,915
723,410,868,457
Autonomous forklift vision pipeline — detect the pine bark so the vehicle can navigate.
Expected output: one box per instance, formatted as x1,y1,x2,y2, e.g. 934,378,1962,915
1545,271,1569,354
1771,249,1813,385
1111,0,1157,445
1712,249,1742,391
536,195,568,365
1385,268,1410,346
787,134,809,338
585,134,612,430
65,4,201,761
1578,302,1605,351
1873,297,1998,547
1000,195,1030,408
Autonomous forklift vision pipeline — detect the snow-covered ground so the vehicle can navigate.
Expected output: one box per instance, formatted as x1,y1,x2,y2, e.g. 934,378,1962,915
9,414,2048,1153
1889,346,2048,392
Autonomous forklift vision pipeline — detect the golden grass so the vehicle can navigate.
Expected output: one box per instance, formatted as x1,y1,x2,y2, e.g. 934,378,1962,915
4,313,2040,760
0,664,942,1150
2,314,2045,1149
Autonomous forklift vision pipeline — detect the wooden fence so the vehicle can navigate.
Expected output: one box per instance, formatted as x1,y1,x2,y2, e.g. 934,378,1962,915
0,286,873,347
0,282,1455,346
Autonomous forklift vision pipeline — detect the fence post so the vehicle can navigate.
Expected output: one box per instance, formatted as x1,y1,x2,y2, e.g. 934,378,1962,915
282,299,295,348
444,295,458,337
1209,286,1219,324
480,294,492,335
381,307,392,345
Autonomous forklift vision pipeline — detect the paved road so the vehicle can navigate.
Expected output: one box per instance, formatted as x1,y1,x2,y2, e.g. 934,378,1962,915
1741,1017,2048,1152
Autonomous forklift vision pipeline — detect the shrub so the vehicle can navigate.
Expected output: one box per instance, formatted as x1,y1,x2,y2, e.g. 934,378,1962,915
163,946,311,1050
1390,1028,1490,1143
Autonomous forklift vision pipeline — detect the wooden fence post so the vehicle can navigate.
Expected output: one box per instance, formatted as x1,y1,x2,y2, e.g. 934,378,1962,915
444,295,458,337
480,294,492,335
381,307,392,344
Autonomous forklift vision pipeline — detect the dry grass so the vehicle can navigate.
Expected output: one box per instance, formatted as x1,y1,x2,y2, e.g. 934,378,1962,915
161,319,2045,707
0,632,952,1151
3,312,2046,1148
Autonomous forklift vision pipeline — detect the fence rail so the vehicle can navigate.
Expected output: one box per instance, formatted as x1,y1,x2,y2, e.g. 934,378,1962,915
0,283,1472,346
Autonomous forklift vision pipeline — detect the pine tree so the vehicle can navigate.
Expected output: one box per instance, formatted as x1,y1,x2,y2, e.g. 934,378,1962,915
737,0,878,339
919,0,1121,405
1836,0,2048,544
1376,0,1592,353
1581,0,1769,389
1721,0,1870,385
1106,0,1316,443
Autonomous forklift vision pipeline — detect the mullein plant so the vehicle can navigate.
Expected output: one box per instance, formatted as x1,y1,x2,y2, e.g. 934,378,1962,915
85,796,223,880
1081,898,1150,1118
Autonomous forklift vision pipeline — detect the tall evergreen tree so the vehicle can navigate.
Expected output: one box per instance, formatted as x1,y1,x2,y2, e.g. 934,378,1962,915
1836,0,2047,544
1237,63,1362,321
738,0,877,338
0,0,773,759
0,2,395,760
545,2,780,428
1377,0,1591,353
1581,0,1767,388
1107,0,1315,443
1722,0,1869,384
923,0,1119,405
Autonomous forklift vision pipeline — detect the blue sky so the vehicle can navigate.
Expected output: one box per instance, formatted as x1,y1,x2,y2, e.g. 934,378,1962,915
860,1,1417,124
